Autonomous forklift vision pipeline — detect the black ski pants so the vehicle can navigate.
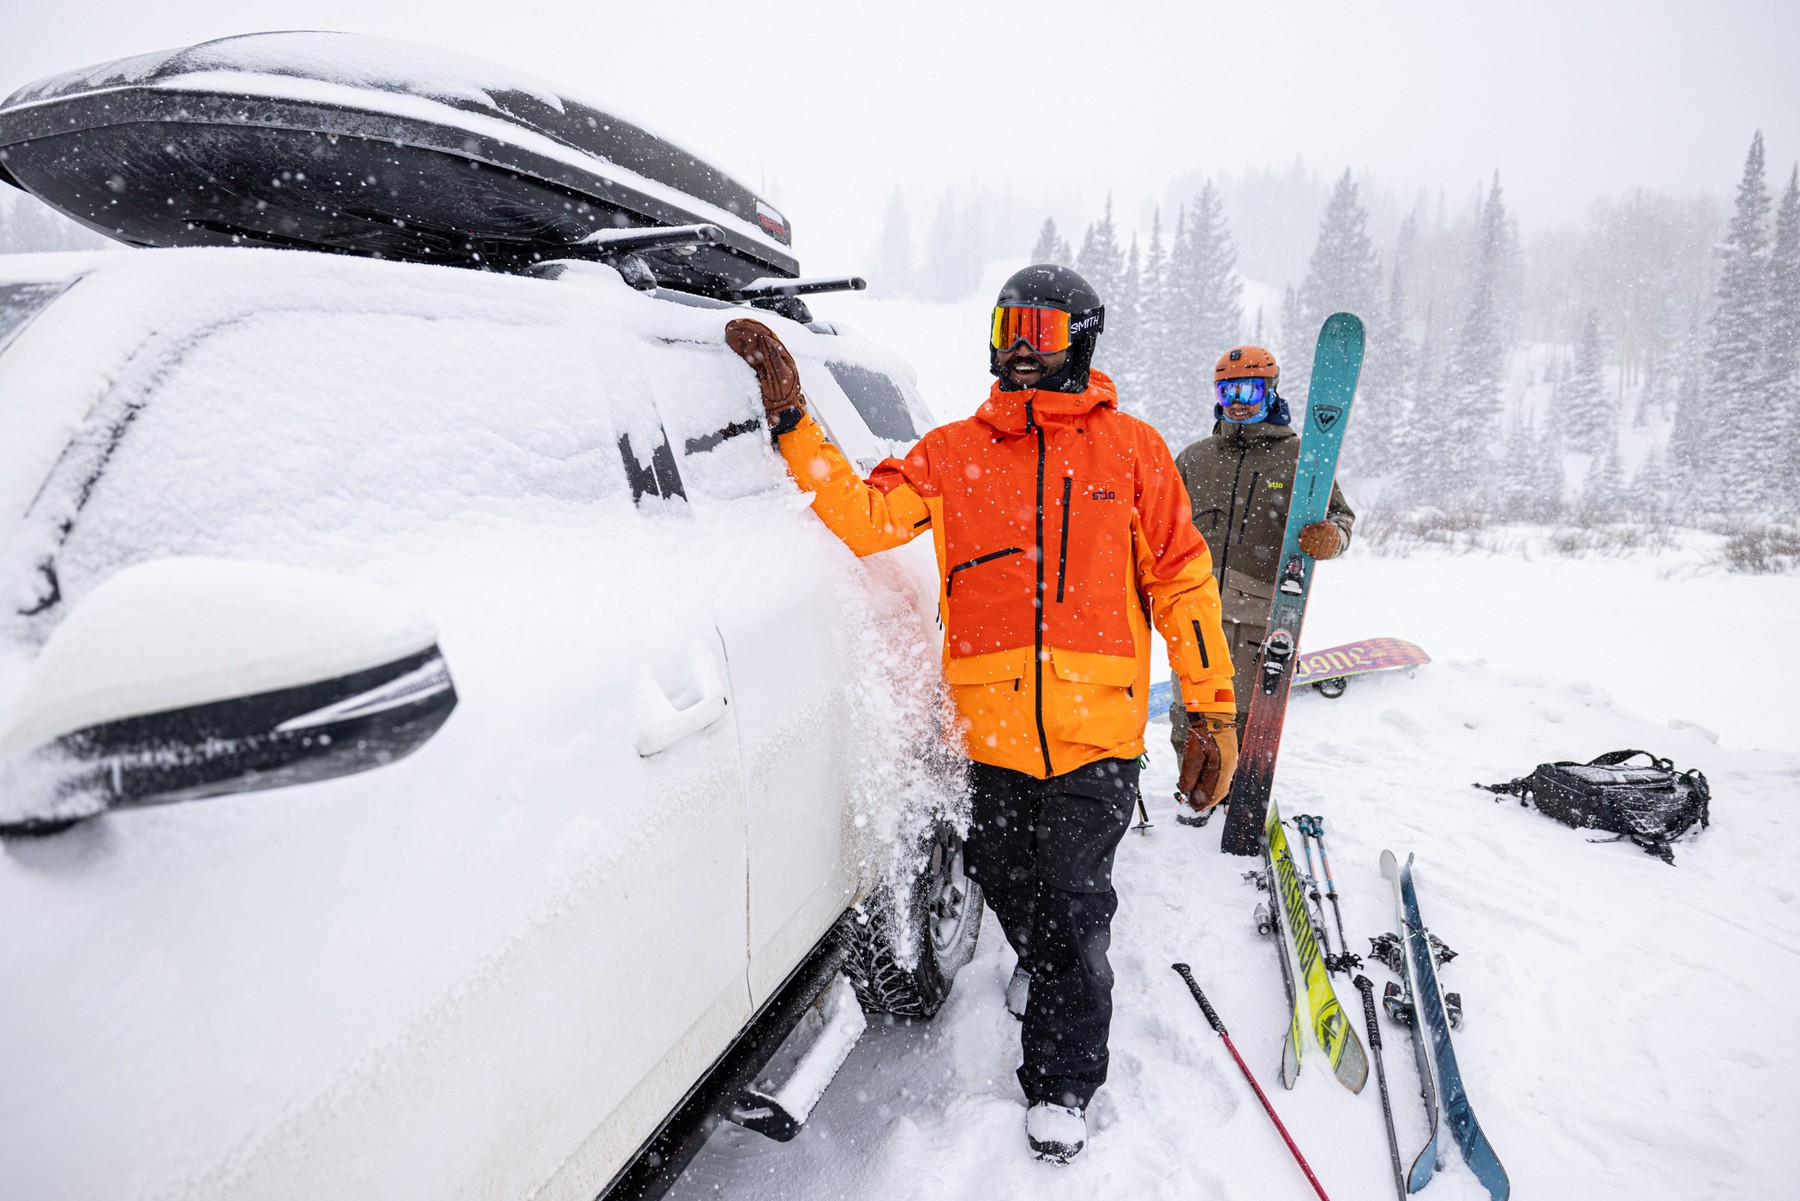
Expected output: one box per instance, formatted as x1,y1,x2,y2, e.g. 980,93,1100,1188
963,756,1138,1110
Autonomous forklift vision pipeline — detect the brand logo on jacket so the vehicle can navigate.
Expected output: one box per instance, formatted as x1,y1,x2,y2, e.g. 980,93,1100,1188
1090,488,1116,501
1312,405,1343,432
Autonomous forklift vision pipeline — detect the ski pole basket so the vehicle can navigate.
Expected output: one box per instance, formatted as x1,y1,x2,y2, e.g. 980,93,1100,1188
1475,749,1710,864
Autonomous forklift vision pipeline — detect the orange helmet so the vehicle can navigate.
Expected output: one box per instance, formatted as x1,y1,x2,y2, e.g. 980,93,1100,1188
1215,345,1279,391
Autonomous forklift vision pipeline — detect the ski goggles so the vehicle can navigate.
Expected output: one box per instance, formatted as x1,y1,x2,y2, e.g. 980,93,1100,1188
990,305,1102,354
991,305,1073,354
1215,377,1270,406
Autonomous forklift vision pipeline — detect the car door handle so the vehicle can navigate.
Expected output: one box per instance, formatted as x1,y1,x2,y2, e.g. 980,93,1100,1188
635,638,730,756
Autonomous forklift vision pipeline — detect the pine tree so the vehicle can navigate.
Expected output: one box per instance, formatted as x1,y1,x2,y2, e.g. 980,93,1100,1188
1394,302,1439,503
1075,195,1124,309
1431,174,1514,507
1290,169,1383,401
1628,450,1669,523
1030,216,1072,267
1351,213,1418,478
874,188,913,297
1110,235,1143,400
1158,183,1242,451
1561,309,1614,455
1767,166,1800,514
1499,418,1539,518
1135,209,1176,430
1667,311,1707,490
1704,132,1772,505
1580,437,1625,522
1535,420,1568,523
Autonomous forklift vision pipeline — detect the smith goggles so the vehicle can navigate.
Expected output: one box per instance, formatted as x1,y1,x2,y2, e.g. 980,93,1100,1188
991,305,1103,354
1215,377,1270,406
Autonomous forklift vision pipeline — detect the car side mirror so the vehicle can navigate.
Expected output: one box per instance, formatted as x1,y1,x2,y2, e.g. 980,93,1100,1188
0,557,457,835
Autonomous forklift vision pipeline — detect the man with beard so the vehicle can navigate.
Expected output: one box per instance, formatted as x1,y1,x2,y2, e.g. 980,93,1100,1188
724,264,1238,1162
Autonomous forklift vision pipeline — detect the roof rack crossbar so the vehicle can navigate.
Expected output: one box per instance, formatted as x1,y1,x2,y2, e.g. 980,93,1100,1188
577,223,726,258
734,275,867,300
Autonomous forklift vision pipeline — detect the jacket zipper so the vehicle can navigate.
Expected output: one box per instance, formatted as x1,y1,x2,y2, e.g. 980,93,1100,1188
1030,401,1052,777
1238,471,1260,543
1191,619,1211,669
945,546,1023,595
1056,476,1072,603
1218,441,1251,578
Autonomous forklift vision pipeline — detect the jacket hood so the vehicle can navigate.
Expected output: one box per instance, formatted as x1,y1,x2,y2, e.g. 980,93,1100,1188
975,370,1118,436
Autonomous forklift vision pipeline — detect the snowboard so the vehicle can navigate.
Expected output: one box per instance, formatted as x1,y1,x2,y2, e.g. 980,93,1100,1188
1380,851,1510,1200
1149,635,1428,713
1219,312,1364,856
1265,798,1368,1093
1294,637,1431,699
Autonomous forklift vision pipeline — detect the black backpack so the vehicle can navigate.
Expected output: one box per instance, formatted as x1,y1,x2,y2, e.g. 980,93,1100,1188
1475,750,1710,864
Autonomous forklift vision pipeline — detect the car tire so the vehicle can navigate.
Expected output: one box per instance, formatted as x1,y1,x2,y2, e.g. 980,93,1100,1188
837,822,983,1019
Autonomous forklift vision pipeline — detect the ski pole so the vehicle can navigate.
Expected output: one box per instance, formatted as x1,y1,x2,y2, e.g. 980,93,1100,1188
1354,974,1407,1201
1171,964,1333,1201
1312,817,1361,973
1294,816,1337,962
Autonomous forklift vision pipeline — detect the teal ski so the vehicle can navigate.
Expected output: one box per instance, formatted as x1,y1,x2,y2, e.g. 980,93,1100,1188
1219,311,1364,856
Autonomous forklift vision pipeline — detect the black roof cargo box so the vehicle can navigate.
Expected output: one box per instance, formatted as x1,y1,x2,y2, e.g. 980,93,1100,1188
0,32,798,293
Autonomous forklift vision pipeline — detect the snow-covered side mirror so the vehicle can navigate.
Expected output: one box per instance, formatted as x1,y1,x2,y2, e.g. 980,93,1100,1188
0,558,457,835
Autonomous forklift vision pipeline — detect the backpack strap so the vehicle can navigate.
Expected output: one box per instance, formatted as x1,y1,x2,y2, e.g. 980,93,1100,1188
1589,749,1674,771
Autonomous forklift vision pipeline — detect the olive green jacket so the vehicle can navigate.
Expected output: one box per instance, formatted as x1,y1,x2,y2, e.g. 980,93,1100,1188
1171,418,1355,720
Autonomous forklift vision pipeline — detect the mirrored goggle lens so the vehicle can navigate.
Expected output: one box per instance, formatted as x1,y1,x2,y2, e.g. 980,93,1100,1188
991,306,1072,353
1216,378,1269,405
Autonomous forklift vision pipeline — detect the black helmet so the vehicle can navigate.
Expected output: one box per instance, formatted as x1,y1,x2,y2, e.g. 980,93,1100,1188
990,263,1105,393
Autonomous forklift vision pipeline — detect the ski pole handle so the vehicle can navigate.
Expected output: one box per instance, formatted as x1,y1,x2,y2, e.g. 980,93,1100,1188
1353,974,1383,1050
1171,963,1226,1034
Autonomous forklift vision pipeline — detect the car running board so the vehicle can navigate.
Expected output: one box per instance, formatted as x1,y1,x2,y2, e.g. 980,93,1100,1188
725,972,866,1142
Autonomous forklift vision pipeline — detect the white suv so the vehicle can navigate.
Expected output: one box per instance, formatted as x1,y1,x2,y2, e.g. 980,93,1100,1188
0,35,981,1201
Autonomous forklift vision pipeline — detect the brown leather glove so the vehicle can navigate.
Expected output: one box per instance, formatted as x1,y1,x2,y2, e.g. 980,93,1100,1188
1177,714,1239,811
1298,520,1345,560
724,318,806,424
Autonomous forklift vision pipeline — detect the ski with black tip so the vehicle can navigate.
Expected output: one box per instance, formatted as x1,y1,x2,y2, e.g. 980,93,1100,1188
1219,312,1363,857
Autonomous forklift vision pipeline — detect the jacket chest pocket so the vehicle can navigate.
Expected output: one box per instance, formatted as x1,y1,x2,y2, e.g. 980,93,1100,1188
946,546,1025,596
1056,477,1128,604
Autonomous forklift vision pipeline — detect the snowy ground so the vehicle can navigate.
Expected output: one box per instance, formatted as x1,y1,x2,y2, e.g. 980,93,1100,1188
665,324,1800,1198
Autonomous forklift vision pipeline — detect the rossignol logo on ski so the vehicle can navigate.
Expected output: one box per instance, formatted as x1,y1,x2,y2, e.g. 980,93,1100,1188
1312,405,1343,433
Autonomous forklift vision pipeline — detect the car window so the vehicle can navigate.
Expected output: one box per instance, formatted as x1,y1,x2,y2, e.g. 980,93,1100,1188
49,307,639,602
822,362,916,443
645,341,790,502
0,280,76,358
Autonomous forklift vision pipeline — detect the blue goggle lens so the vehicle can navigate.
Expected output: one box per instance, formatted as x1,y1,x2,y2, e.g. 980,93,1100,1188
1216,378,1269,405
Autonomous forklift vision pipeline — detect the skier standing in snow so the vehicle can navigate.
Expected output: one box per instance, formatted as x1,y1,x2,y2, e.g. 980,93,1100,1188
725,265,1239,1163
1167,345,1355,825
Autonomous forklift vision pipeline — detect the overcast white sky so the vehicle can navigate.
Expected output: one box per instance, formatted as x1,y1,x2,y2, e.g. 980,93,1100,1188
6,0,1798,271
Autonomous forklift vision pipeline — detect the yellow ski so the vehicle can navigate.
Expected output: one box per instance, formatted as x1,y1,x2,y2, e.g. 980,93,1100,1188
1265,798,1368,1092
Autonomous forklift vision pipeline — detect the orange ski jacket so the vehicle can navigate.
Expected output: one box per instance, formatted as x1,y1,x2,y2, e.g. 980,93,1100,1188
778,370,1236,779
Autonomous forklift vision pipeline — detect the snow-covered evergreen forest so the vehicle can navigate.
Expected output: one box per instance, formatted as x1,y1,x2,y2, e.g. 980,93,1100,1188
871,136,1800,564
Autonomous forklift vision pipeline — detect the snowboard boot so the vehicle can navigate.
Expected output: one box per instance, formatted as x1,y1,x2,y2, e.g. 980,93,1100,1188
1005,965,1030,1020
1025,1102,1086,1164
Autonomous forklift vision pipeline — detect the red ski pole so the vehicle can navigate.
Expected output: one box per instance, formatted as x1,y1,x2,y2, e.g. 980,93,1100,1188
1172,963,1332,1201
